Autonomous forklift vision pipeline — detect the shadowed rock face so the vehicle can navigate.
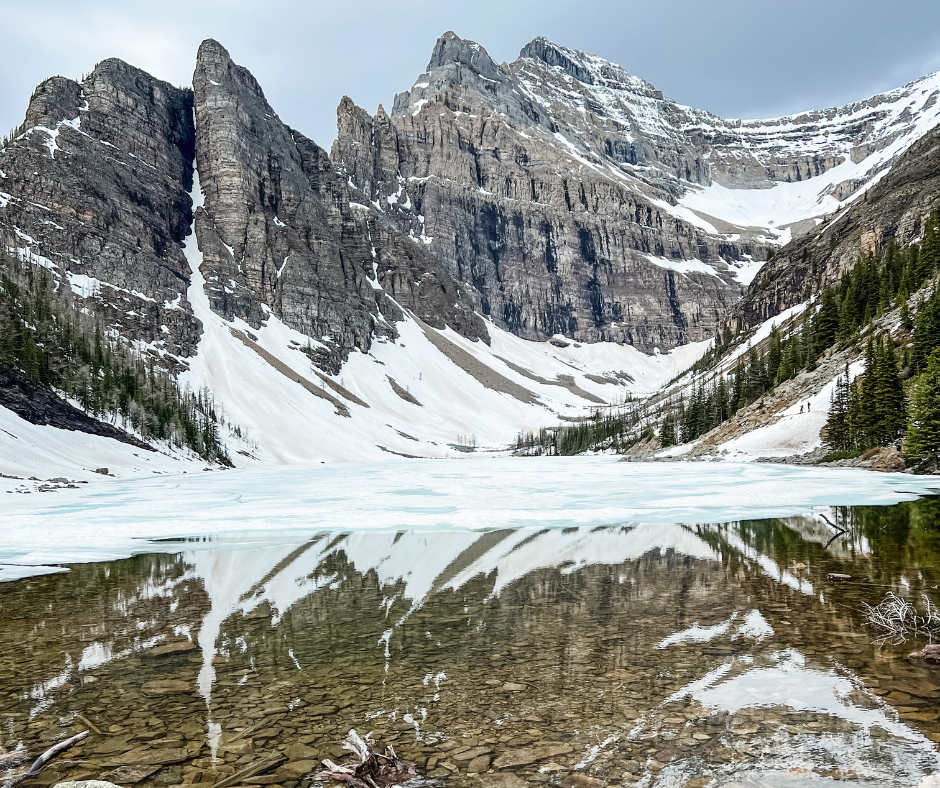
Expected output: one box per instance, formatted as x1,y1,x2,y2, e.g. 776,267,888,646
0,59,200,360
192,39,486,373
331,32,940,351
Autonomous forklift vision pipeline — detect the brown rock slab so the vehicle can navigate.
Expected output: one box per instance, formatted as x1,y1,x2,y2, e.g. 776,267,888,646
501,683,527,692
283,744,318,761
306,705,338,716
453,747,493,762
148,641,197,657
494,745,572,770
92,736,135,755
275,760,319,780
467,756,491,773
101,765,161,784
102,748,192,767
141,680,193,695
561,775,606,788
477,775,527,788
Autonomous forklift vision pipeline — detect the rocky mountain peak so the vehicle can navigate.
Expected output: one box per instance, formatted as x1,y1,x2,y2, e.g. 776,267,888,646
195,38,267,103
427,31,505,82
517,37,664,100
518,37,595,85
22,76,83,130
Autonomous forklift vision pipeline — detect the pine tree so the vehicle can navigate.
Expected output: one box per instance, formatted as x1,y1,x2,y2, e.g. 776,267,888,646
660,413,676,447
838,282,858,345
905,347,940,464
874,337,906,444
813,287,839,353
913,290,940,371
825,364,852,451
766,325,782,383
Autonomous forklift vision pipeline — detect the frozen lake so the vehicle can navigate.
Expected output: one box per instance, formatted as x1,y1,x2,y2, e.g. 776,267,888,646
3,458,940,577
2,459,940,787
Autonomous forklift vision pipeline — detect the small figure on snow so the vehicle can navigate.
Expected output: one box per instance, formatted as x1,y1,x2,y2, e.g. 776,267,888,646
807,401,811,412
800,404,804,414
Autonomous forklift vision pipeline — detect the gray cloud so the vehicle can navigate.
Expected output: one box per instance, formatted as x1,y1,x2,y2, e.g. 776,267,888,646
3,0,940,150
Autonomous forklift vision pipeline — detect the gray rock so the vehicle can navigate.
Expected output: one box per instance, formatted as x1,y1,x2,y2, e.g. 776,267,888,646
53,783,124,788
192,39,486,373
0,58,200,361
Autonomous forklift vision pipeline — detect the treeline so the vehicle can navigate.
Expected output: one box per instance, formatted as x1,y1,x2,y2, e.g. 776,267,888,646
826,279,940,463
0,252,231,463
514,410,653,456
661,208,940,447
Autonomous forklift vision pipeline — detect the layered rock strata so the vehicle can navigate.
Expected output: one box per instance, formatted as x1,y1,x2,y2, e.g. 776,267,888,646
0,60,200,360
192,39,486,373
331,32,940,350
332,33,753,350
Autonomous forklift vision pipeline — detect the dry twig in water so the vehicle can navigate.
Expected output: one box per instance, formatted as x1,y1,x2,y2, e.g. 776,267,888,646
1,731,88,788
863,592,940,644
321,730,417,788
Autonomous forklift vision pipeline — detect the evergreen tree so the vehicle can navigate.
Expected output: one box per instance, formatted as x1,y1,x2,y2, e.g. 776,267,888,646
813,288,839,353
825,364,852,451
660,413,676,447
906,347,940,464
874,337,906,444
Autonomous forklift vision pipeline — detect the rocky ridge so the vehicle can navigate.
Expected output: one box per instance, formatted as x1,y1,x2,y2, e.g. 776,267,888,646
0,60,200,363
192,39,486,373
330,32,940,351
1,34,940,464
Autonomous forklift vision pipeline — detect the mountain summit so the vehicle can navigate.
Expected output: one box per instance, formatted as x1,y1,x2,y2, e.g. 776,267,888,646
1,32,939,471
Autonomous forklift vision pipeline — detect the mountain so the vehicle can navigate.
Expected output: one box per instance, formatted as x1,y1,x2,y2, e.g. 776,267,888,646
332,33,940,348
1,33,939,477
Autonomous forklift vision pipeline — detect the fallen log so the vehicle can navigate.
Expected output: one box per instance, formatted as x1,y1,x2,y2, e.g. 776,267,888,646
1,730,88,788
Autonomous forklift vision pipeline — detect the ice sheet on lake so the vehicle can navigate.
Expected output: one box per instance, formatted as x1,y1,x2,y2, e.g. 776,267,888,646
2,458,940,578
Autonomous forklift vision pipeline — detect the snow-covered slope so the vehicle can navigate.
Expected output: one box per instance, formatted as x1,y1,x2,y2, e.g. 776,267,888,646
179,170,706,465
509,39,940,244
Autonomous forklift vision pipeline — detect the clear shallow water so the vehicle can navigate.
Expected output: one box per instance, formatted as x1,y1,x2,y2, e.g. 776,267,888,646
1,484,940,787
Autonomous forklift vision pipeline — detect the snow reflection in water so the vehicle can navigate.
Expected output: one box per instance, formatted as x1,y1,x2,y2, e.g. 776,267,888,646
1,505,940,788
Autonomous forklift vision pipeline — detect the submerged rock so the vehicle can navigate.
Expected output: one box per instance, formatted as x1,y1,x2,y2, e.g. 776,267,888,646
909,644,940,663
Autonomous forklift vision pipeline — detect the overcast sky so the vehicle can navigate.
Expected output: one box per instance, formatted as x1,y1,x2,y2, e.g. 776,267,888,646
4,0,940,148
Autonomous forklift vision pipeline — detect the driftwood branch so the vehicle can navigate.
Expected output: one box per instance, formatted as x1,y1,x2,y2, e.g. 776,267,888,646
1,731,88,788
320,730,417,788
818,512,848,547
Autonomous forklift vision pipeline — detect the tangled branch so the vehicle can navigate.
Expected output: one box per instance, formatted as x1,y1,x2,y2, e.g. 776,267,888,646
863,592,940,644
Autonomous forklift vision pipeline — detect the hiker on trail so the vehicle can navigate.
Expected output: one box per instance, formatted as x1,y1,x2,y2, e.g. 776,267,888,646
800,404,804,414
807,401,811,412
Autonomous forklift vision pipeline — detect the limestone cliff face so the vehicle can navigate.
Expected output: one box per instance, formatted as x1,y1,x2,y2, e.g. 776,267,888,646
192,39,486,372
332,33,753,351
0,60,199,359
331,33,940,351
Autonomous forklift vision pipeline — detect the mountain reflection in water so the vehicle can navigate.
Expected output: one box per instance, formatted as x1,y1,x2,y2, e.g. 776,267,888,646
1,501,940,787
